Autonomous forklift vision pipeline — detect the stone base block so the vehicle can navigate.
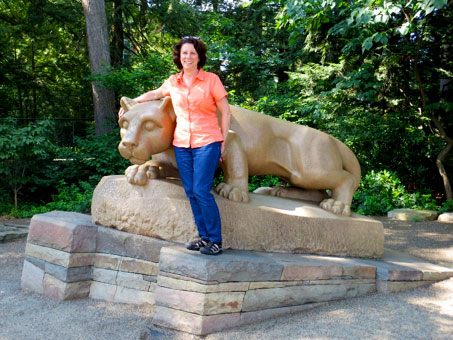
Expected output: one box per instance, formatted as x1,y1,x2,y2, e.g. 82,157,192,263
91,176,384,258
387,208,438,221
21,211,453,336
152,246,453,335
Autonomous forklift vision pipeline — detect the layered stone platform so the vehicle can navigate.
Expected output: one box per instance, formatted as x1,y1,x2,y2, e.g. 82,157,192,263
91,176,384,258
21,211,453,335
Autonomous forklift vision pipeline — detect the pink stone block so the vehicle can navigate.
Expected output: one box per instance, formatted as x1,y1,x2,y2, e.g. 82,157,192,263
28,212,96,252
153,305,241,335
43,273,90,300
281,265,343,281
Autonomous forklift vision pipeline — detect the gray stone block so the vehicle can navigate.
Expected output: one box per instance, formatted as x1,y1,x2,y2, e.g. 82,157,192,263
242,283,375,312
158,246,283,283
116,271,150,291
21,260,44,294
24,255,46,270
92,267,118,285
96,226,174,262
45,262,92,283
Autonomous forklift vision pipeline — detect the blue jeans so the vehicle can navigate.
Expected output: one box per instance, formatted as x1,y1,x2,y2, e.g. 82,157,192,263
174,142,222,243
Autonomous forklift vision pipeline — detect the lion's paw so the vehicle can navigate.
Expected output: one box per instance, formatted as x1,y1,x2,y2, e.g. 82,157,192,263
125,163,160,185
216,183,250,202
269,186,288,197
320,198,351,216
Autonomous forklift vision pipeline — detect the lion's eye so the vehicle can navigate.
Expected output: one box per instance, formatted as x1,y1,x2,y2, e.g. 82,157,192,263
144,121,155,131
121,121,129,129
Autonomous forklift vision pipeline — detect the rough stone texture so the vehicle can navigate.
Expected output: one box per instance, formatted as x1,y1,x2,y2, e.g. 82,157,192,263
157,275,249,293
95,225,174,263
240,302,326,325
27,211,97,252
438,212,453,223
387,208,438,221
158,247,284,283
0,223,28,242
376,280,433,293
119,257,159,276
25,243,94,268
93,253,122,270
44,262,92,283
92,267,118,285
153,305,241,335
19,211,453,337
241,283,376,312
42,273,90,300
21,260,44,294
114,286,155,305
89,281,117,302
155,286,245,315
116,271,150,291
359,249,453,282
92,176,384,258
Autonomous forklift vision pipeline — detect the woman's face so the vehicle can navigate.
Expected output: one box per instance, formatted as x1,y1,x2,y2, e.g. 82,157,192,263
180,43,199,71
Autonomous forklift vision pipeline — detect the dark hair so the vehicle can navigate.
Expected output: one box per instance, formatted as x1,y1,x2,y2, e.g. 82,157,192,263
173,37,207,70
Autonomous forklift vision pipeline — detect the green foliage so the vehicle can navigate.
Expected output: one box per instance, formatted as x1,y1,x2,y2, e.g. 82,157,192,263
7,180,94,218
439,200,453,214
352,170,437,215
0,118,58,208
248,175,284,193
69,127,130,183
92,53,175,98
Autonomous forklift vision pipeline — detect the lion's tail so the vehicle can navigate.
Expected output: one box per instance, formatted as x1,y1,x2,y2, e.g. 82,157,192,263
335,139,361,190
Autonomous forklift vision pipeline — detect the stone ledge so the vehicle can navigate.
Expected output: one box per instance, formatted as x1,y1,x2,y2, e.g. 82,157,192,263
92,176,385,258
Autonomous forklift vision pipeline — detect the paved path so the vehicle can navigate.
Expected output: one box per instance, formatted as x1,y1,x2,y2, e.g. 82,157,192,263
0,217,452,340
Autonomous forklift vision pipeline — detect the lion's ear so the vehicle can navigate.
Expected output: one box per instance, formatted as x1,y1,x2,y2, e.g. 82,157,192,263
120,97,138,112
159,96,175,121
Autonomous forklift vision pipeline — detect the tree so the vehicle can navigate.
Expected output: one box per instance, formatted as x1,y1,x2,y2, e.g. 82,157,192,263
82,0,116,134
276,0,452,199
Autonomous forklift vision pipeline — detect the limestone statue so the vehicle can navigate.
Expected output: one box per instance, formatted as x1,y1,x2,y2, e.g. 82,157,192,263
118,97,361,216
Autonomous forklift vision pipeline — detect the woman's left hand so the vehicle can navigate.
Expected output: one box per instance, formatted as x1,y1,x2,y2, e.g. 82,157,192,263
220,142,225,162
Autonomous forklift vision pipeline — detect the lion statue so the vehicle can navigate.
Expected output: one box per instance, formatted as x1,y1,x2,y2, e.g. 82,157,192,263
118,97,361,216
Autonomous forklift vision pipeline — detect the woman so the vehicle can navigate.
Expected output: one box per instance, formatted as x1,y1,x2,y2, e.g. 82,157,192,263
119,37,231,255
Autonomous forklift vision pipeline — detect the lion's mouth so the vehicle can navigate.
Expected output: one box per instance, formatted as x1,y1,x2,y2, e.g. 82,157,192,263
128,157,146,165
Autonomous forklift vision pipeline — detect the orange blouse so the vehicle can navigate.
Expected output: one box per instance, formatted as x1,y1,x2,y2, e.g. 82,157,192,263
161,69,228,148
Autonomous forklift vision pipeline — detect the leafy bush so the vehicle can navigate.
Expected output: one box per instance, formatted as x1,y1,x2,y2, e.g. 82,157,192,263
352,170,437,215
248,175,284,192
8,180,94,218
0,118,59,209
439,200,453,214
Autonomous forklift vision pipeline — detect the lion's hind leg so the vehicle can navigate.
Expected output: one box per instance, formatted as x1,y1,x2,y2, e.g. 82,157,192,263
257,186,329,203
319,170,358,216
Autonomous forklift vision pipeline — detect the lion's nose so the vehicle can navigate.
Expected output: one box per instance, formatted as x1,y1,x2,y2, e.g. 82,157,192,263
121,140,137,148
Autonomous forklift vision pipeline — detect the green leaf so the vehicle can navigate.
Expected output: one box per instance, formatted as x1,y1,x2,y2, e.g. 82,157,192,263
362,37,373,53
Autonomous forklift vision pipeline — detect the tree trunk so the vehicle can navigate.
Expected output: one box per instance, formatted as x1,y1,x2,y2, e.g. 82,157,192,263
82,0,116,135
406,7,452,201
111,0,124,68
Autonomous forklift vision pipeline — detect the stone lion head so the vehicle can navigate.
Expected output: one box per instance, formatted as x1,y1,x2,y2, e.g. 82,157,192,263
118,97,176,165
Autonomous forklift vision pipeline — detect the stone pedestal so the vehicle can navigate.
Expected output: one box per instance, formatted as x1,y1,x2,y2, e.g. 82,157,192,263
21,211,453,336
91,176,385,258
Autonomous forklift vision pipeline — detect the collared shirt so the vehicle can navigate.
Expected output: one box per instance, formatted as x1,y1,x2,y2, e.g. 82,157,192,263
161,69,228,148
